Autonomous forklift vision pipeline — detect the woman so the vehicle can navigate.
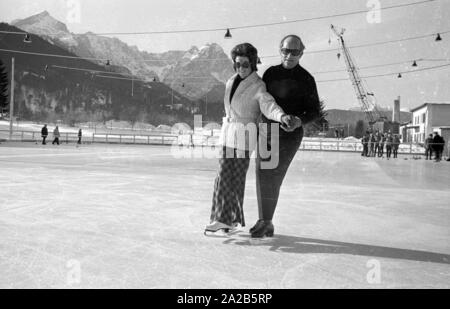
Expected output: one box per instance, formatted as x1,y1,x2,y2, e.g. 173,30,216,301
205,43,291,233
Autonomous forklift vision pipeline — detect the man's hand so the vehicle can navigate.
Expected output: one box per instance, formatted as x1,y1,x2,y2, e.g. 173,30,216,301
281,115,302,132
280,114,294,129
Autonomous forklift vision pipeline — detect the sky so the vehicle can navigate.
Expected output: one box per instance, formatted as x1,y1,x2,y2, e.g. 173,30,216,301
1,0,450,111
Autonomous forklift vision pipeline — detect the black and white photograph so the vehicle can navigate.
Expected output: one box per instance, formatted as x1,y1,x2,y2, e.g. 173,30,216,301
0,0,449,293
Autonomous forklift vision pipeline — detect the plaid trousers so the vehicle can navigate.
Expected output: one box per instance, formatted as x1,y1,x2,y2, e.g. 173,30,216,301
210,147,250,227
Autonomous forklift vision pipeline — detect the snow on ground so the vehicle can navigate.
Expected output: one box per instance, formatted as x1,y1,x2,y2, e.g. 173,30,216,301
0,120,81,134
0,143,449,288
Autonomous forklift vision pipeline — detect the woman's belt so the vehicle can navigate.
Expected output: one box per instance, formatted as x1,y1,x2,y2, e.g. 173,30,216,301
223,116,255,123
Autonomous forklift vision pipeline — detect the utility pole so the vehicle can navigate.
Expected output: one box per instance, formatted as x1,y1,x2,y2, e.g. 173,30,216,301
9,57,14,140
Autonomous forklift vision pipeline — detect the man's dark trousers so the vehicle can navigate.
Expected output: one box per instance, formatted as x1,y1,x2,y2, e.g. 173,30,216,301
256,124,303,221
425,146,433,159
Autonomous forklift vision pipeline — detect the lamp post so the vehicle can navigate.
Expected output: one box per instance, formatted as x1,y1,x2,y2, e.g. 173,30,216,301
9,57,15,140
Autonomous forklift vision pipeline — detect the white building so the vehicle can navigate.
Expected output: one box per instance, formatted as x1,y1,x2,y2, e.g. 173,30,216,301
408,102,450,143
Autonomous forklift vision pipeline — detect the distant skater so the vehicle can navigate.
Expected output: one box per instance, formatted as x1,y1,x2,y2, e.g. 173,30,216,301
77,128,82,145
41,124,48,145
52,126,60,145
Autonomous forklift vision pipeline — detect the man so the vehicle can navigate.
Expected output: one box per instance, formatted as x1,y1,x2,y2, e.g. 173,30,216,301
374,131,380,157
424,133,433,160
251,35,323,238
362,131,369,157
392,134,400,158
41,124,48,145
385,133,393,160
367,133,373,157
77,128,82,145
52,125,60,145
378,133,385,158
432,132,445,162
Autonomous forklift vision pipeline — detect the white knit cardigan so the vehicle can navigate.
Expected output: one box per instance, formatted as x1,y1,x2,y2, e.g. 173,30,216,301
220,71,286,152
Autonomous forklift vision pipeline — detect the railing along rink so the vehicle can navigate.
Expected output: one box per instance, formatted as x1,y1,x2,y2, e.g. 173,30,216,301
1,129,443,156
0,129,179,146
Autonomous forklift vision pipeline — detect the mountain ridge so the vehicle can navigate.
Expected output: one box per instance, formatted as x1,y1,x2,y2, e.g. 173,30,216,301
0,22,207,127
11,11,235,100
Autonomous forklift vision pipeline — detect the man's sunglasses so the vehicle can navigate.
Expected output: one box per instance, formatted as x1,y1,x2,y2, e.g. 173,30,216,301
235,61,250,69
280,48,302,56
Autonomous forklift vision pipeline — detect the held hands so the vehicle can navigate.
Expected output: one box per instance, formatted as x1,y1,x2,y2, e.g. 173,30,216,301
280,114,302,132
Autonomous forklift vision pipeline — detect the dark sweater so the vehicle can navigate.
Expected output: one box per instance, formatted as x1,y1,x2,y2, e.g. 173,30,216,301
433,135,445,150
262,64,321,125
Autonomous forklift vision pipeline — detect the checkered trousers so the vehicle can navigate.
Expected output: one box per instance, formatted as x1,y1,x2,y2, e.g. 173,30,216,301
210,147,251,227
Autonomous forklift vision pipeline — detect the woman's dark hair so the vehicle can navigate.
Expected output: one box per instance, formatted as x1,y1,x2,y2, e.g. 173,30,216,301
230,43,258,72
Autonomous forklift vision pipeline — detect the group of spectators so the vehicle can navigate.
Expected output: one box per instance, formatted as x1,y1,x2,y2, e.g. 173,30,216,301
424,132,446,162
361,130,447,162
41,124,82,145
361,131,400,160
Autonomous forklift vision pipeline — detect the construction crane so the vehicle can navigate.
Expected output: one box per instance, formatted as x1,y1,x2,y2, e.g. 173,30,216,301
330,24,386,129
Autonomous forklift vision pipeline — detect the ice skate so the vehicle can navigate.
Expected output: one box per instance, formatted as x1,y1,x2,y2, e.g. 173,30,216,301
204,221,240,236
250,220,274,238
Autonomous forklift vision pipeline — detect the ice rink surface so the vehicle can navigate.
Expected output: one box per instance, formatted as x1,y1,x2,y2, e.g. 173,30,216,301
0,142,449,288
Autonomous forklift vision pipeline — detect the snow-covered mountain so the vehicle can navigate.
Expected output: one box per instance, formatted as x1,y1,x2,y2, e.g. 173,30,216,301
13,11,78,47
12,11,234,101
161,43,234,100
0,22,200,127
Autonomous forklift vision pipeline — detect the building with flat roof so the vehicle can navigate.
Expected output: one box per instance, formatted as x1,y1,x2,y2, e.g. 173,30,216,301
407,102,450,143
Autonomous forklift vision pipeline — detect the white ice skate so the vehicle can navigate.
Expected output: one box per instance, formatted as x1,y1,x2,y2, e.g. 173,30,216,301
204,221,239,236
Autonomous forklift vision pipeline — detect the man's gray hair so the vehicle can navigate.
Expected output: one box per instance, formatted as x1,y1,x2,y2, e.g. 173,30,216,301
279,34,305,50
